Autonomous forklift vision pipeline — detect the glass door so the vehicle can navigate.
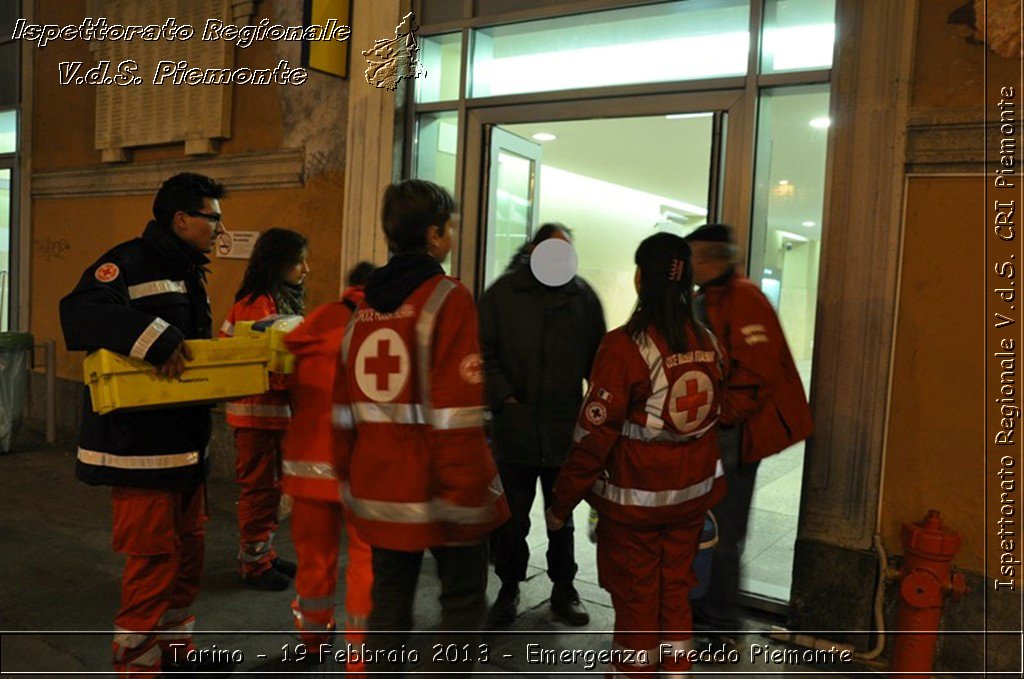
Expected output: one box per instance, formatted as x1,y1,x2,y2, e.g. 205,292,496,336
482,127,542,289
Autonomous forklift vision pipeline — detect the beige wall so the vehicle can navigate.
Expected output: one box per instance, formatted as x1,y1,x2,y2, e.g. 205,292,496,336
28,0,348,381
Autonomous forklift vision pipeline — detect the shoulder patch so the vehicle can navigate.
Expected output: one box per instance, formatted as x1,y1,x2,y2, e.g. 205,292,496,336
585,401,607,425
95,262,120,283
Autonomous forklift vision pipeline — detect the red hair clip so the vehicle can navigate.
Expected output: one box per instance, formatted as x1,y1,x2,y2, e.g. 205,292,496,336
668,258,684,282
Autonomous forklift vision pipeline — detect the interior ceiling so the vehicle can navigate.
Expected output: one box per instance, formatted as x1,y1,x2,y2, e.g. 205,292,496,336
501,93,829,240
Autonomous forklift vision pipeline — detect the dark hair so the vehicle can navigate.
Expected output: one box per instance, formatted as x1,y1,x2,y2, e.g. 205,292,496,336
626,232,704,354
235,228,308,310
152,173,226,229
346,261,377,287
531,222,573,246
381,179,454,253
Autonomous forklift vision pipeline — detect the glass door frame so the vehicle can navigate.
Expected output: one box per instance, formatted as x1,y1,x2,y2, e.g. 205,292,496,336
458,89,752,296
0,156,18,332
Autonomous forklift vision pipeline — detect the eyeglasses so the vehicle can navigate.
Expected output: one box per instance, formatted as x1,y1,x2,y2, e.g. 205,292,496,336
185,210,223,225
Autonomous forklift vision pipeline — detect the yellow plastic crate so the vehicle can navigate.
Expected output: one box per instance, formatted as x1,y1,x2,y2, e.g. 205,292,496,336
234,315,303,374
84,336,271,415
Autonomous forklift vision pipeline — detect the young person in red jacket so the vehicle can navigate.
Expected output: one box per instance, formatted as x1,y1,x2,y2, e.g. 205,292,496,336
547,233,725,676
685,223,813,647
282,261,376,673
220,227,309,590
333,179,510,675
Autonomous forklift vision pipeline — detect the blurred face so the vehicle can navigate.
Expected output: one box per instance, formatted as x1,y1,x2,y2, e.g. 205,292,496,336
284,249,310,285
173,197,224,253
689,241,721,285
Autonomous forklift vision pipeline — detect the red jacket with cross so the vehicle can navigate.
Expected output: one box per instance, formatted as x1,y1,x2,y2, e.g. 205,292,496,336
551,324,726,526
332,275,509,551
219,293,292,430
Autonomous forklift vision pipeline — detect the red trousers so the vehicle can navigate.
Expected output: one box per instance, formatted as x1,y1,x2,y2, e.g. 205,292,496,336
234,428,283,576
291,498,374,673
111,484,206,675
596,514,704,677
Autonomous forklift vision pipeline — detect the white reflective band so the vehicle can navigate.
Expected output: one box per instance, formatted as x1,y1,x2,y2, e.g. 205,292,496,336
130,317,170,359
128,279,187,300
432,405,487,430
346,613,369,630
741,324,767,335
113,627,149,649
353,401,425,425
573,424,590,444
593,461,724,508
226,402,292,418
745,334,770,345
292,607,334,632
415,278,457,419
332,404,354,429
621,421,702,444
78,447,199,470
296,594,335,611
634,333,670,430
239,541,271,561
343,476,503,525
283,460,339,481
220,320,235,336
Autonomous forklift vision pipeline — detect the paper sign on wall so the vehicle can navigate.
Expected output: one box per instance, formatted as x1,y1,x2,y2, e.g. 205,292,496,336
216,231,260,260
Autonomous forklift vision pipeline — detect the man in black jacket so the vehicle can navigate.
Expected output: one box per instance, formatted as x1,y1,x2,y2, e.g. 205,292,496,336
479,223,606,627
60,173,231,676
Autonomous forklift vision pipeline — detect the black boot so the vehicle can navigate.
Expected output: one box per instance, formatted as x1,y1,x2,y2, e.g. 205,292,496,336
271,557,297,578
486,582,520,627
551,582,590,626
242,567,290,591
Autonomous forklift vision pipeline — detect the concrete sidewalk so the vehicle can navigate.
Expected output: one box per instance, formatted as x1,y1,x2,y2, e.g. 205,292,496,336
0,432,870,676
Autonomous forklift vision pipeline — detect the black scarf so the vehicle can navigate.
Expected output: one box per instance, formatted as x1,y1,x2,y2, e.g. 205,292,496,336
364,253,444,313
273,283,305,316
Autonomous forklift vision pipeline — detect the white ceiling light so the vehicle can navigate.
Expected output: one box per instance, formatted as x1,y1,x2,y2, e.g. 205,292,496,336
532,132,557,142
777,230,809,243
802,220,816,227
778,179,790,185
810,117,830,129
665,112,714,120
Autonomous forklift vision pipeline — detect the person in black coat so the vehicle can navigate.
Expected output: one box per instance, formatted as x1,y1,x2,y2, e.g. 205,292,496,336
60,173,234,676
479,223,606,627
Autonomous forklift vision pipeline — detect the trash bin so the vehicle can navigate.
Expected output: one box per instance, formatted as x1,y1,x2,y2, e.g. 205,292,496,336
690,510,719,600
0,332,34,453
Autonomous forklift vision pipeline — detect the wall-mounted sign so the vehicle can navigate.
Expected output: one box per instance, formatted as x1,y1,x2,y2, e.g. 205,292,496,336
216,231,260,259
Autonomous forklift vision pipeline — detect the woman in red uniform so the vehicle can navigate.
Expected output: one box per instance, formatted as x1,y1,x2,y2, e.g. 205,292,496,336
282,261,376,673
547,233,726,676
220,227,309,590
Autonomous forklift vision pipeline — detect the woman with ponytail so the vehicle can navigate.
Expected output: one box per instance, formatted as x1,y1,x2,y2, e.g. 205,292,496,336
546,232,726,676
220,227,309,590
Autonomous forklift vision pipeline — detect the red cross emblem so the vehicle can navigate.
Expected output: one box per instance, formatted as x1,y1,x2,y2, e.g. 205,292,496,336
586,401,607,425
354,328,410,401
365,338,401,391
95,263,120,283
668,371,714,434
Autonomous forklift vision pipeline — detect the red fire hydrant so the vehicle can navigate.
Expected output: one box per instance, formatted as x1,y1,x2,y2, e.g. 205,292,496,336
889,510,969,675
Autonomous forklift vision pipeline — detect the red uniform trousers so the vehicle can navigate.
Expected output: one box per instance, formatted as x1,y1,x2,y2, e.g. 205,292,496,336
291,497,374,674
111,484,205,675
235,428,283,576
596,513,704,677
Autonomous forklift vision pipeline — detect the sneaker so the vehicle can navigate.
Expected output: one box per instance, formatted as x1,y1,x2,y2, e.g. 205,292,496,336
272,557,297,578
242,567,290,591
486,582,520,627
550,582,590,626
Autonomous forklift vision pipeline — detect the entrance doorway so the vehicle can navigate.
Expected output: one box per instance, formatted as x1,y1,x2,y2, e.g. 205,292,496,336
467,97,824,609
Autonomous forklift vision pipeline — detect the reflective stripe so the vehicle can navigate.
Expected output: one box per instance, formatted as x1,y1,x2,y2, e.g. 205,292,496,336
296,594,335,611
593,461,724,508
621,421,700,444
634,332,671,431
78,447,199,470
129,317,170,360
293,607,334,632
220,320,235,336
157,616,195,640
332,404,353,429
352,401,425,425
283,460,339,481
343,476,503,525
128,279,187,300
415,278,458,421
113,627,149,649
226,402,292,418
573,423,590,444
345,613,369,630
349,401,484,430
158,607,191,626
239,541,271,562
432,405,487,430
